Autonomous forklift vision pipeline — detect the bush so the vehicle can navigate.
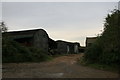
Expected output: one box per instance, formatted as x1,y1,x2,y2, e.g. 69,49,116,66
2,37,52,63
84,39,103,63
83,10,120,66
29,47,52,62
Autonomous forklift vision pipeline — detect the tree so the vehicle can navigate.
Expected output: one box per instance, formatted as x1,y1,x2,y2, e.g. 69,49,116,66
84,9,120,65
0,21,8,33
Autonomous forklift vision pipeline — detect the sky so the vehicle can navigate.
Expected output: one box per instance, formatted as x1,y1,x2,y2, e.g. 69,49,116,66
1,1,119,46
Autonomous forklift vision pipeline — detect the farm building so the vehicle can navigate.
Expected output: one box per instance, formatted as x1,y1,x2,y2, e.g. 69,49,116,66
86,37,97,47
2,28,81,54
56,40,80,54
2,29,49,52
79,46,86,53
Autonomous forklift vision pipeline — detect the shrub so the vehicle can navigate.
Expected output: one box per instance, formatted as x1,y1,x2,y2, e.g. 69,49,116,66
29,47,52,62
2,37,52,63
84,38,103,63
83,10,120,66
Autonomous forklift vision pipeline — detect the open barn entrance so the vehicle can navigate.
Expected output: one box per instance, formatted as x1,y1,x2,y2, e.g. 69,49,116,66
14,37,33,47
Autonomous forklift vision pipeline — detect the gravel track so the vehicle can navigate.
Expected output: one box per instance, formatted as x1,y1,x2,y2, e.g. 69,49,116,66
2,54,119,78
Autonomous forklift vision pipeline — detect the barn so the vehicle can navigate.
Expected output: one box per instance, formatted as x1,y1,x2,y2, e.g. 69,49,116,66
2,28,81,54
2,29,49,52
56,40,80,54
86,37,97,47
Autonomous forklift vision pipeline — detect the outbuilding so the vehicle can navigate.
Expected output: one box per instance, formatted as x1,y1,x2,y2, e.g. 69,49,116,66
86,37,97,47
2,29,49,52
56,40,80,54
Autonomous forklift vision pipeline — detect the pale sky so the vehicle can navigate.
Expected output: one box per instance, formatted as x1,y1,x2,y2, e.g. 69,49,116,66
1,1,119,46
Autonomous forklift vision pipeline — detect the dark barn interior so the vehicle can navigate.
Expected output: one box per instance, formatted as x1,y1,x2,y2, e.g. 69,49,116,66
14,37,33,47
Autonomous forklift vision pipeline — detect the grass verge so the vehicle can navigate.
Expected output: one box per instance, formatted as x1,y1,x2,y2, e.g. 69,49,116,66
77,56,119,73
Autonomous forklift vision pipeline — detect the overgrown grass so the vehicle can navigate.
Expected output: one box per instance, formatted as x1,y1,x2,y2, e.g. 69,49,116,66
29,47,53,62
2,37,52,63
78,54,119,73
86,63,119,73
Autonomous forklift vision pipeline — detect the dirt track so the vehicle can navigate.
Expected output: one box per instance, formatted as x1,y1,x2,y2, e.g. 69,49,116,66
2,54,119,78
